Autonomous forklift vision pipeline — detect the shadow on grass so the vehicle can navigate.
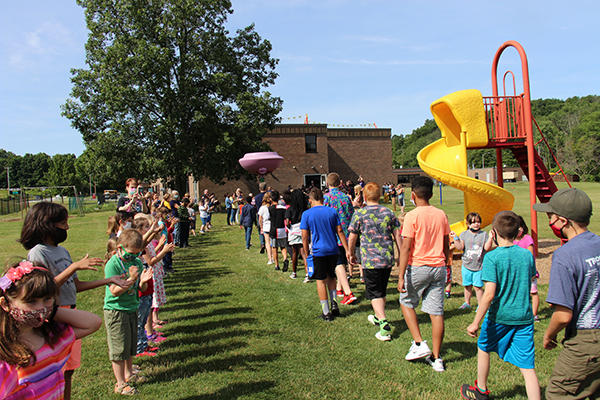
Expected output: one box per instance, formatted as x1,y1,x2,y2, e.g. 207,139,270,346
179,380,277,399
442,340,479,362
493,384,534,399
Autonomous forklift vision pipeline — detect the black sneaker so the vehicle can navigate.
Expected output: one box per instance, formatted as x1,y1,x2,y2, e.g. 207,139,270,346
319,313,334,322
260,246,265,254
274,266,281,271
282,260,289,272
330,300,340,316
460,382,490,400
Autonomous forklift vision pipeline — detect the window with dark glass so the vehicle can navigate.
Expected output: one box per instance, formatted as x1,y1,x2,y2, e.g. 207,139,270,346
305,133,317,153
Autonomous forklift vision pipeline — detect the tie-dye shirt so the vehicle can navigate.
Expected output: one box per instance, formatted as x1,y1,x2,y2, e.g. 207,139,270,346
0,323,75,400
349,205,400,269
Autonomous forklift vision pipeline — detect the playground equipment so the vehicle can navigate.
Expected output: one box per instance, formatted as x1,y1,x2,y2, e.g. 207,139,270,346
418,41,569,251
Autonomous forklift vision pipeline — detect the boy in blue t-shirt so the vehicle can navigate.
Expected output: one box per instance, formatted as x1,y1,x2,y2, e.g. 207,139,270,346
460,211,540,400
301,188,352,321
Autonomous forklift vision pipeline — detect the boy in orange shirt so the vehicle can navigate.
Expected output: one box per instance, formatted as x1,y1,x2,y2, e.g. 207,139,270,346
398,176,451,372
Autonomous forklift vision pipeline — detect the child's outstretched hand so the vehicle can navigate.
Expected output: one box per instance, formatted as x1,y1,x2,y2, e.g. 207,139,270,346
467,322,479,338
109,274,128,288
149,219,161,234
74,254,104,271
128,265,139,280
164,243,176,253
140,267,153,284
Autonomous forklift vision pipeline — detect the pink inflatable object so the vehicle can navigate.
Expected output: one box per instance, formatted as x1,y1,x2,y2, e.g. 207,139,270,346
238,152,284,176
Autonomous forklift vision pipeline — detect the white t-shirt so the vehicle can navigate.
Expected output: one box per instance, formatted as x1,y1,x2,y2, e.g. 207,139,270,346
258,205,271,232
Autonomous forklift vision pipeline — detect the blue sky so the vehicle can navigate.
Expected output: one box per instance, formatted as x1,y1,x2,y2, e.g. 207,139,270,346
1,0,599,157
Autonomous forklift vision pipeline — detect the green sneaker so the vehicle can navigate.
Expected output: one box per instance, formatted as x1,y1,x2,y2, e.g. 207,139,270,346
367,314,380,326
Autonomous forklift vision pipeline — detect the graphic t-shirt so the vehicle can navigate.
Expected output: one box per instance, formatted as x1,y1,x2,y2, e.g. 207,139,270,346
300,205,341,257
0,324,75,400
481,245,536,325
459,229,489,271
348,205,400,269
547,230,600,334
104,254,142,312
28,244,77,306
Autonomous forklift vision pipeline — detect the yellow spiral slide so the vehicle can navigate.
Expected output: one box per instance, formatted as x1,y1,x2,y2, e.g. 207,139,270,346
417,89,514,235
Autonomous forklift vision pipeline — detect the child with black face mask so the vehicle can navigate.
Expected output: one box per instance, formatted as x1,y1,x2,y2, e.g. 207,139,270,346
19,202,126,400
452,212,494,311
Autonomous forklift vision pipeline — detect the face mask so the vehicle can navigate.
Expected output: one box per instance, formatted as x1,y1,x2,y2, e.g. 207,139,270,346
549,219,567,239
119,247,141,261
469,228,480,232
491,229,499,246
129,188,136,195
53,227,68,245
174,195,179,199
10,304,54,328
123,221,132,230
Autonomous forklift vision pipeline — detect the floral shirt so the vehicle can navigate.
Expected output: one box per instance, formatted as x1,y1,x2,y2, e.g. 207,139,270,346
349,205,400,269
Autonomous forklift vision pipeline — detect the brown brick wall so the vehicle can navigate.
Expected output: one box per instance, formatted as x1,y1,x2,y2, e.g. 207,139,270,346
186,124,394,202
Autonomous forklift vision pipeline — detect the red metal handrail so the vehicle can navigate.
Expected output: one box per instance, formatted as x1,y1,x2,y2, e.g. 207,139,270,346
483,95,528,142
532,116,572,188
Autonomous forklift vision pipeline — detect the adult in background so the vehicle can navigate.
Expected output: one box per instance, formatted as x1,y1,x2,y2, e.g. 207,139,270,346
532,188,600,399
397,184,406,214
323,173,357,305
231,188,242,225
117,178,148,214
254,182,268,254
170,190,181,245
225,193,233,226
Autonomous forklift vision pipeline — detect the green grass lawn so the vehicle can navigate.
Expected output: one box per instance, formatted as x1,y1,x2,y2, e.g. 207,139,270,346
0,181,599,399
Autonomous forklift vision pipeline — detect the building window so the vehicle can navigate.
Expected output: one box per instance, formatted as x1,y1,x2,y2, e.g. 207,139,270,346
305,133,317,153
474,173,479,180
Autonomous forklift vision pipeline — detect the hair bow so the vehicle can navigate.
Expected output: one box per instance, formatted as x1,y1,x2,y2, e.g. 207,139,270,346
0,261,46,291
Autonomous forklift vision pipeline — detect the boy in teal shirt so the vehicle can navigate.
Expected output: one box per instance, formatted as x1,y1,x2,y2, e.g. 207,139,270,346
460,211,540,400
104,229,153,395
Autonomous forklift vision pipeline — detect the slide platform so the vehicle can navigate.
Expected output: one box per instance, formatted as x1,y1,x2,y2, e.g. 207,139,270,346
417,89,514,235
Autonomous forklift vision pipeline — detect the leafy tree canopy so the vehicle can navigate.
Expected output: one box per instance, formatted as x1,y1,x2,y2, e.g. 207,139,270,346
62,0,283,193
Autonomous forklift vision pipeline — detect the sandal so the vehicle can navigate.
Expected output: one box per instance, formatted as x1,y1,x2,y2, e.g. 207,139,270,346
114,382,139,395
127,373,148,384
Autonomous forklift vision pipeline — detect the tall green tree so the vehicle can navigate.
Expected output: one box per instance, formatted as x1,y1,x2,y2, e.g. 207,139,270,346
62,0,283,193
44,154,81,195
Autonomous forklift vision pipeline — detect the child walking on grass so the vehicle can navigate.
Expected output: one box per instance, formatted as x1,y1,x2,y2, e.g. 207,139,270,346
452,212,493,310
460,211,540,400
0,261,101,400
398,176,450,372
104,230,153,395
513,215,539,322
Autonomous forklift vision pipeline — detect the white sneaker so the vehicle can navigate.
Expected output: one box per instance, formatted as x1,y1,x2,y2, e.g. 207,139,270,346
367,314,379,326
267,260,274,265
405,340,432,360
375,331,391,341
302,276,311,283
425,355,445,372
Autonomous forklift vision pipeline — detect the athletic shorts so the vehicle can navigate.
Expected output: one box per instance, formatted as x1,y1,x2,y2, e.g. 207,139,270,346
336,246,348,266
270,238,287,248
462,266,483,288
312,254,338,280
399,265,445,316
104,309,138,361
364,268,392,300
478,318,535,369
354,245,362,265
59,305,81,370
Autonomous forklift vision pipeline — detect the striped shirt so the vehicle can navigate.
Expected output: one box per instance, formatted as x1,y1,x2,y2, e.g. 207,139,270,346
0,324,75,400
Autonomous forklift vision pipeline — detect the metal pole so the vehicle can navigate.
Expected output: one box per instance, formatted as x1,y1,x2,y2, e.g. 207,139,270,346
482,153,485,169
6,167,9,193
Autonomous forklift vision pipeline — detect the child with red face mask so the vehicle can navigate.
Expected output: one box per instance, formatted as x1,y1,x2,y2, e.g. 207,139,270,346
0,261,101,400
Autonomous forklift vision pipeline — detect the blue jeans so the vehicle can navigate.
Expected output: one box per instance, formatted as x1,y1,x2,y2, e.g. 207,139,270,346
173,221,180,244
137,294,152,354
259,230,265,247
230,209,238,225
245,226,253,249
